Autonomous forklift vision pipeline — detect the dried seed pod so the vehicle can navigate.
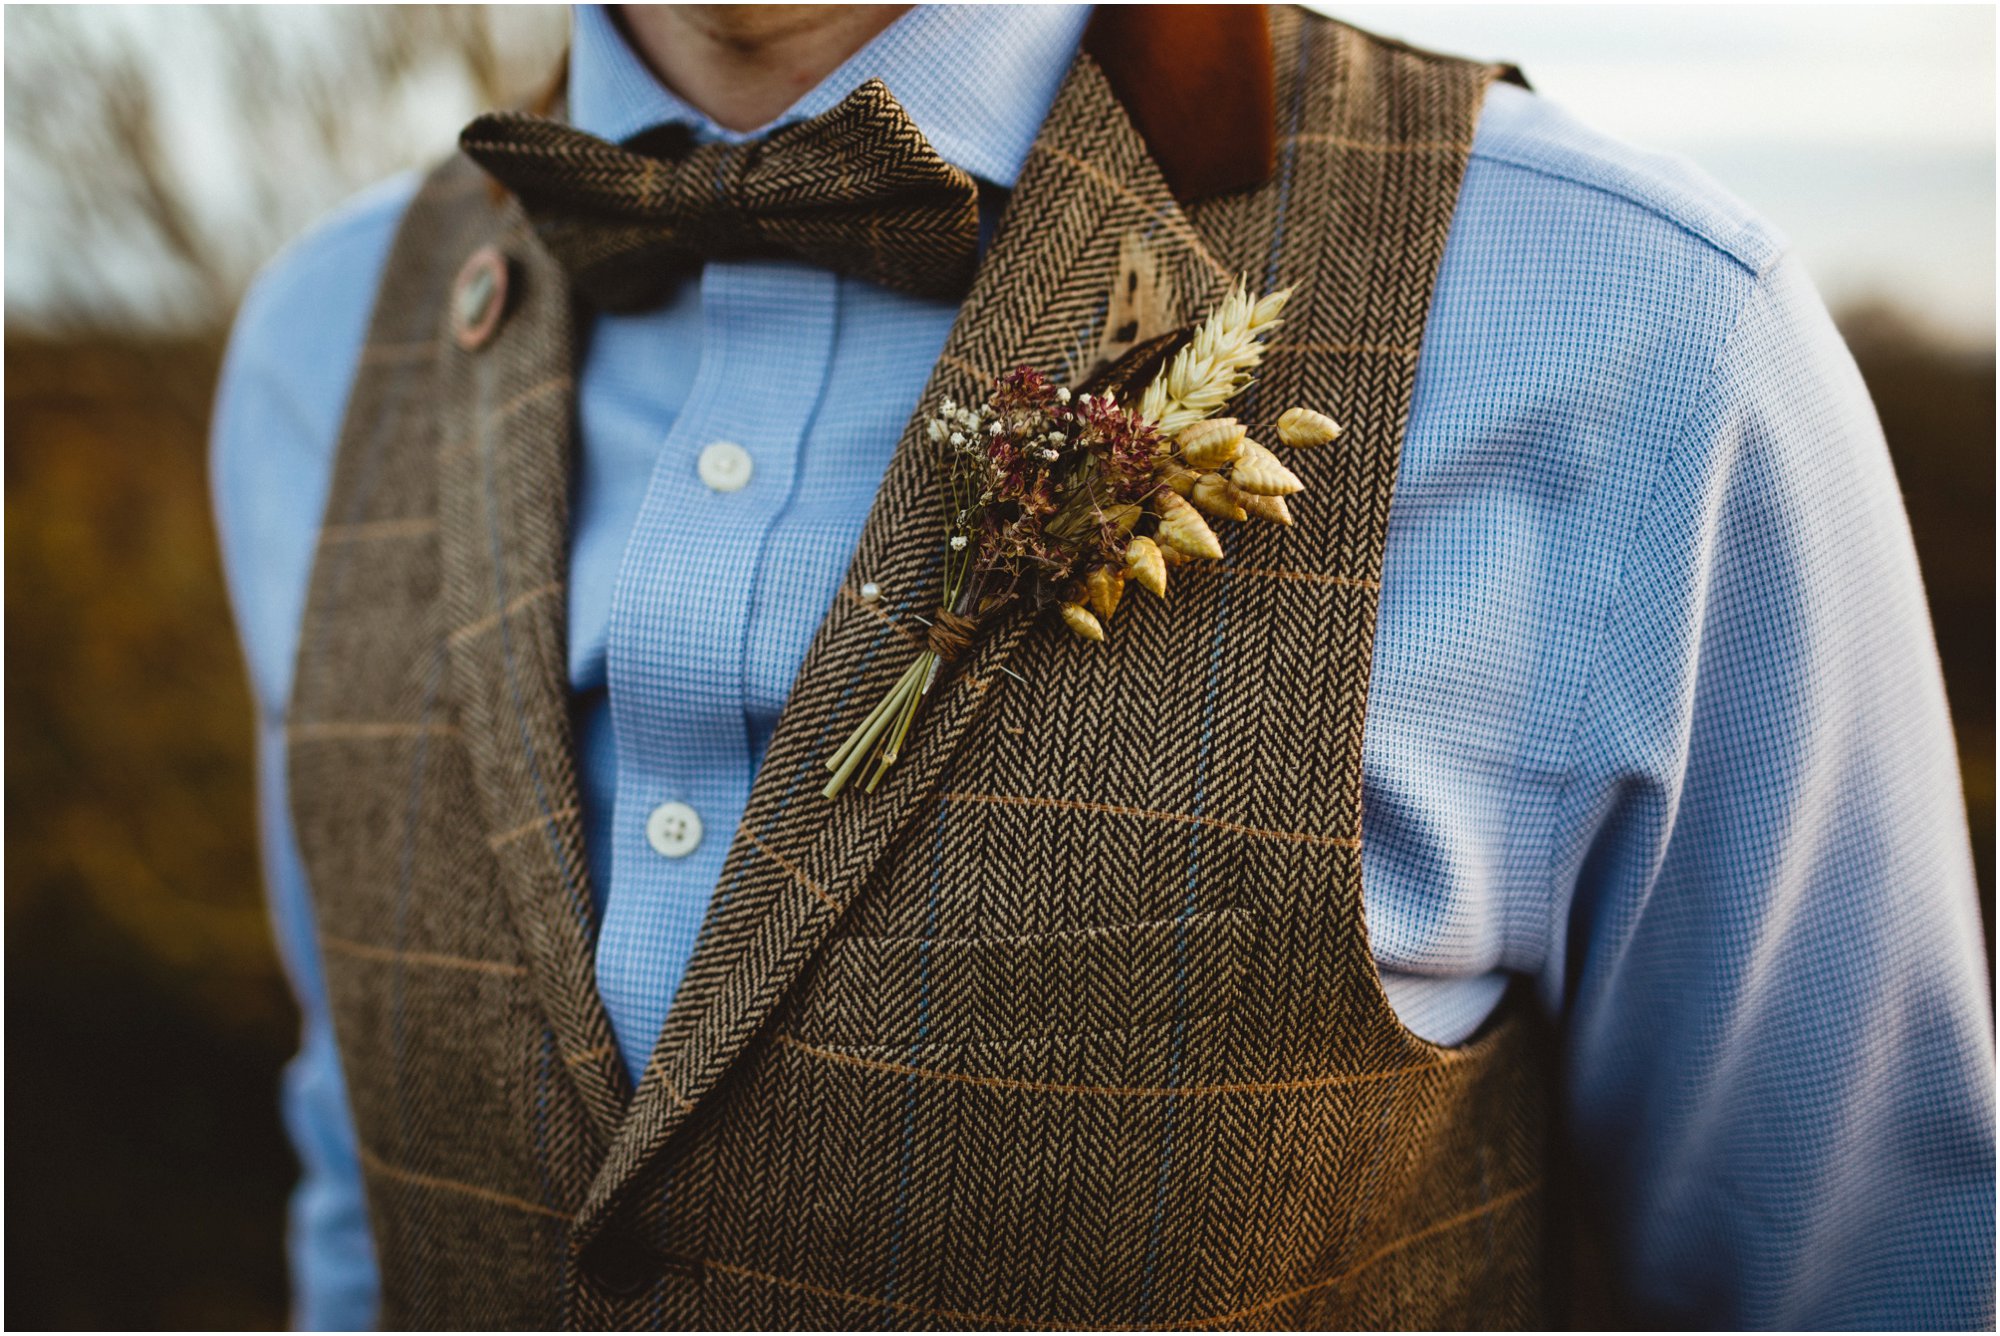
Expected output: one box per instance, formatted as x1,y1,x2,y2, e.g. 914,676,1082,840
1230,439,1304,496
1277,406,1343,447
1058,602,1105,642
1176,417,1247,469
1191,471,1247,522
1101,502,1143,535
1086,564,1125,620
1123,536,1167,597
1157,462,1202,497
1153,489,1224,560
1252,288,1293,326
1239,491,1293,526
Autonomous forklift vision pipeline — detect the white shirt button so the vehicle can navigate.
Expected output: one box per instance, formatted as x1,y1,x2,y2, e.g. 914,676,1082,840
697,440,753,492
646,801,703,858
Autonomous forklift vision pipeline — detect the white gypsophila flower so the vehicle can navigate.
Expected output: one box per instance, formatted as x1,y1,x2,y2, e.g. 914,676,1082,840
950,535,968,550
1056,387,1071,403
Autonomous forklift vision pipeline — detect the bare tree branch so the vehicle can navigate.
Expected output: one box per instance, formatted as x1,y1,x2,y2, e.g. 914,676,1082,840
5,4,568,334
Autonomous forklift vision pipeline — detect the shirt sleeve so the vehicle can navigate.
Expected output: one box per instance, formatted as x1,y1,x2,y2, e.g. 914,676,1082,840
1552,250,1994,1327
262,722,381,1332
211,171,420,1331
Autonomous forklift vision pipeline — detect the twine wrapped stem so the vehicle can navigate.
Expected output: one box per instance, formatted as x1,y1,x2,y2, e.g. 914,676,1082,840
823,585,986,798
925,609,980,661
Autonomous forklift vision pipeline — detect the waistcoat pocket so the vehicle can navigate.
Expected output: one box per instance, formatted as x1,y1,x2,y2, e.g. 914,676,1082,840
787,908,1258,1049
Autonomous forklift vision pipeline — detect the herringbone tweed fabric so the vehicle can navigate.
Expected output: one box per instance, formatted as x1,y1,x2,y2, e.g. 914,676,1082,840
288,10,1554,1328
460,79,981,311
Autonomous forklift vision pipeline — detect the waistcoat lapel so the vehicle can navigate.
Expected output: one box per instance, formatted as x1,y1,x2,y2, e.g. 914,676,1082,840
432,199,632,1143
579,51,1241,1232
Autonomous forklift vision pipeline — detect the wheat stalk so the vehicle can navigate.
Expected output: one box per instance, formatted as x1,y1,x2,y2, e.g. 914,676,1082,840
1137,279,1292,435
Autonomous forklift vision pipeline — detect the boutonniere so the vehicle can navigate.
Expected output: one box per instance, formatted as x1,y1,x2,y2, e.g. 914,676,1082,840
824,278,1343,798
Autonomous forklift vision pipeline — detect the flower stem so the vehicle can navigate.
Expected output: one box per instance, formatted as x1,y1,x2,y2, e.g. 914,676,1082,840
865,650,937,793
822,655,928,798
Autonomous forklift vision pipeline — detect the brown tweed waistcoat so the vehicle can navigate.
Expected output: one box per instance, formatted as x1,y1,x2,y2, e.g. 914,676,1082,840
287,8,1554,1328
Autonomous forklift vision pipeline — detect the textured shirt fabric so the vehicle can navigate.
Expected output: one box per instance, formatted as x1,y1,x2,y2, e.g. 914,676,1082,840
210,5,1994,1331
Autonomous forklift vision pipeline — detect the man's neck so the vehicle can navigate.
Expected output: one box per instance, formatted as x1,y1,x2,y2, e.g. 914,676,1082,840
615,4,914,133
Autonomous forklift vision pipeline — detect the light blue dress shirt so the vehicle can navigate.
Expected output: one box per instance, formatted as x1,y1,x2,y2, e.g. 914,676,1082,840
211,5,1993,1330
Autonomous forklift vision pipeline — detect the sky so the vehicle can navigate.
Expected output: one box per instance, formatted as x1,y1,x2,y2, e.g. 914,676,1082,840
6,4,1995,349
1330,4,1996,347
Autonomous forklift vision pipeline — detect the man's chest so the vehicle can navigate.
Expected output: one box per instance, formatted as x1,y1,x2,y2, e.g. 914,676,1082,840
566,260,967,1073
567,262,958,710
285,23,1555,1323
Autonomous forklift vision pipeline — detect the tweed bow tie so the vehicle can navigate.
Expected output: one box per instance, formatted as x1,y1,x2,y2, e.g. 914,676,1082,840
459,80,982,311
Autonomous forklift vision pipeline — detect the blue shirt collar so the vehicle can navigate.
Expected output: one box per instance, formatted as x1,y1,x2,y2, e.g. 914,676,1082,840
569,4,1090,190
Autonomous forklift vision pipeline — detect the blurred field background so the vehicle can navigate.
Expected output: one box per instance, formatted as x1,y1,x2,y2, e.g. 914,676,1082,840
5,5,1992,1330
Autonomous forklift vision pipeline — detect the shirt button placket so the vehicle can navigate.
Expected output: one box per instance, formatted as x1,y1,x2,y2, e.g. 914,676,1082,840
597,261,839,1078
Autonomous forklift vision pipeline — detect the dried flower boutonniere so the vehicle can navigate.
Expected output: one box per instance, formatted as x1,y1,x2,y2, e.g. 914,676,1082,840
823,278,1343,798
